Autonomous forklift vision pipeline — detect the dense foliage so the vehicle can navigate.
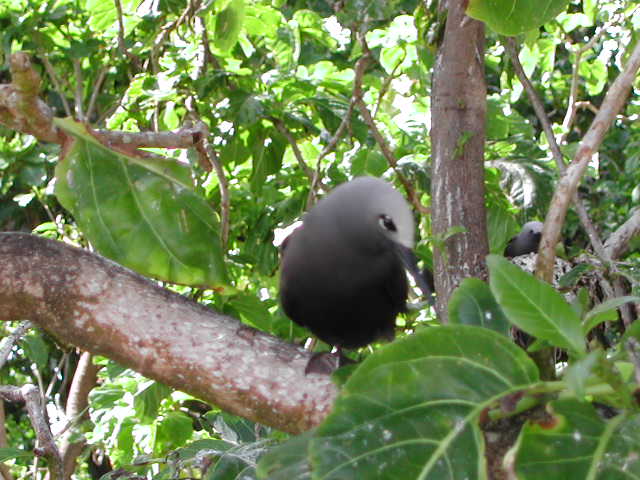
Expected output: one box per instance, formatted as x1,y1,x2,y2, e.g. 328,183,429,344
0,0,639,478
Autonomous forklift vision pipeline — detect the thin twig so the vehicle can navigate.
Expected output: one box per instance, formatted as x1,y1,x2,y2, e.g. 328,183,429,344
198,15,217,77
306,97,357,207
39,55,72,117
209,148,230,251
558,8,637,144
372,52,406,119
114,0,132,61
507,37,636,325
506,38,607,260
0,385,65,480
151,0,200,66
71,59,84,121
189,120,230,250
0,321,32,369
272,118,314,181
536,39,640,282
86,66,108,122
354,33,429,215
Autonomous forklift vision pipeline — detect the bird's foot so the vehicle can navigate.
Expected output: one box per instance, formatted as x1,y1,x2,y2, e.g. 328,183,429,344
304,349,355,375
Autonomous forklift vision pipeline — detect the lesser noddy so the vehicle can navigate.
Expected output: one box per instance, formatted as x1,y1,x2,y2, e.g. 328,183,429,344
279,176,426,372
504,221,543,257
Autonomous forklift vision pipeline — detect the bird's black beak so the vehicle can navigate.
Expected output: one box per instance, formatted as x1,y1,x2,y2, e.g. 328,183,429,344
395,244,434,301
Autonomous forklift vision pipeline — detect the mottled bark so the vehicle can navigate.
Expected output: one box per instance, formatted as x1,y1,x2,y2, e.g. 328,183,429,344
0,233,337,434
430,3,489,321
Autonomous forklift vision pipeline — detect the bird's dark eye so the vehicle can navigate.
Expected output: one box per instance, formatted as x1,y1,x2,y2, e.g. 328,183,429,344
378,214,397,232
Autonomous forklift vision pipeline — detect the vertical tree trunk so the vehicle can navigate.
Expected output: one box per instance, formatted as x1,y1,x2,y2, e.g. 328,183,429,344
430,2,488,321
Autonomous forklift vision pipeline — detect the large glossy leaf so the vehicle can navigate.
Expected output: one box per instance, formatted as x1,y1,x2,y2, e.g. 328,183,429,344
54,118,229,291
466,0,570,36
448,278,511,336
487,255,585,355
303,326,539,479
516,398,640,479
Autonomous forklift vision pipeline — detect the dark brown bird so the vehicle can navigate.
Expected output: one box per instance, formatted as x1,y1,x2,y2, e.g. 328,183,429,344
504,221,543,257
279,177,423,370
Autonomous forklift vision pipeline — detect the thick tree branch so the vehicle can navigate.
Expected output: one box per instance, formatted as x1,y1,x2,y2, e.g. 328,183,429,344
605,208,640,261
0,233,337,434
93,124,210,150
536,40,640,282
0,53,61,143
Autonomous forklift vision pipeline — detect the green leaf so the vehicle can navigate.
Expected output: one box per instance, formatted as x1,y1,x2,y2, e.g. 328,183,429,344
466,0,571,36
448,278,511,336
21,333,50,371
583,296,640,335
134,381,172,424
257,431,312,480
308,325,539,479
563,350,601,399
579,58,607,96
486,205,518,254
487,254,586,355
213,0,245,53
0,447,34,462
53,118,230,291
156,412,194,453
350,149,389,177
486,97,511,140
249,130,285,193
175,439,234,461
516,398,640,479
558,263,594,289
228,293,272,331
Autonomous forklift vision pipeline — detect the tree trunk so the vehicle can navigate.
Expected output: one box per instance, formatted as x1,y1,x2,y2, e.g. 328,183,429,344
430,2,489,321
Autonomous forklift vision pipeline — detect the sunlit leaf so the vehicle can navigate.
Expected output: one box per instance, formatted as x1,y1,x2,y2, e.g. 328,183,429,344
0,447,34,462
487,255,585,355
466,0,570,36
54,118,230,291
213,0,246,53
